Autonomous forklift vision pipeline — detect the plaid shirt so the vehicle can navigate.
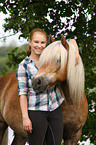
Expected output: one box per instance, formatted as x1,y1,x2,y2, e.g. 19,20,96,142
16,56,64,111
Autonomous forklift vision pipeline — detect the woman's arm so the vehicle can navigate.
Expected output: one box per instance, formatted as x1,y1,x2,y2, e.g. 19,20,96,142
20,95,32,133
69,39,79,65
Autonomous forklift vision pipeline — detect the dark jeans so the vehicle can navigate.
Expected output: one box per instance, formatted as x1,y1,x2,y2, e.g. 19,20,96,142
28,106,63,145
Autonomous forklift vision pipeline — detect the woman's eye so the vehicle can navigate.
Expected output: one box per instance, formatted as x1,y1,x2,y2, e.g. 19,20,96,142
41,42,46,44
35,41,39,43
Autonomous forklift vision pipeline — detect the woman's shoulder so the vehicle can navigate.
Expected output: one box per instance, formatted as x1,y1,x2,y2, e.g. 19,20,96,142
17,56,29,70
18,56,30,65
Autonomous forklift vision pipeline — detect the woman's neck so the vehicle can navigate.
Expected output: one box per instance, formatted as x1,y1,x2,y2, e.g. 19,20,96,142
29,53,40,67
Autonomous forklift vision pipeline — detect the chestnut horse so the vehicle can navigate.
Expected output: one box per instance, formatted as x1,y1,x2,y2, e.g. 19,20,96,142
0,35,88,145
0,72,28,145
32,35,88,145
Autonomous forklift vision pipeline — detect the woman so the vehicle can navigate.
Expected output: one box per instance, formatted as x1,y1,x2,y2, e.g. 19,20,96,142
16,28,79,145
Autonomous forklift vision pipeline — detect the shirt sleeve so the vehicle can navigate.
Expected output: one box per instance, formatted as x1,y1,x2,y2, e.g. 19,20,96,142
16,63,28,96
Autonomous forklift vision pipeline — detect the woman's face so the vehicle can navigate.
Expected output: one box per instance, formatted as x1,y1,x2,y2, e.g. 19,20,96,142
29,32,47,55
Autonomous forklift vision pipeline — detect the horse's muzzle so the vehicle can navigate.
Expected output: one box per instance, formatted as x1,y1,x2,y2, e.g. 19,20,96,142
32,75,50,93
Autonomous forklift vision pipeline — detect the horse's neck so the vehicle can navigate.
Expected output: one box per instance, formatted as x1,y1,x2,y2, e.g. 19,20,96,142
60,81,73,104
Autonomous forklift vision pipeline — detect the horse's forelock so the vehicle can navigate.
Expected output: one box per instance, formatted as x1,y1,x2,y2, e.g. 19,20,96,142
38,41,67,69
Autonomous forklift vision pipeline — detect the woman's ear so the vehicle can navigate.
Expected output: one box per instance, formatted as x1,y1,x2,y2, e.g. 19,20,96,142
49,34,55,44
29,39,31,46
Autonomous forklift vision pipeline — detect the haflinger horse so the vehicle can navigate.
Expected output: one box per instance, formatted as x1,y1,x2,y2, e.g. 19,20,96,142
0,72,28,145
32,34,88,145
0,35,88,145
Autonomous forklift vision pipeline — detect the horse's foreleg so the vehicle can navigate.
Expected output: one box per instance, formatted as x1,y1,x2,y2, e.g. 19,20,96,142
64,140,72,145
11,133,27,145
0,118,8,145
64,139,78,145
1,128,8,145
64,128,82,145
72,128,82,145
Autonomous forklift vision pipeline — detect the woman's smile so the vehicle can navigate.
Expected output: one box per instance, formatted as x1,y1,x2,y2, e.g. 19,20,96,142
29,32,47,55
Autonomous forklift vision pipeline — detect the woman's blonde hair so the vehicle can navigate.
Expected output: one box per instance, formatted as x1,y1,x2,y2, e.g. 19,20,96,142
26,28,47,56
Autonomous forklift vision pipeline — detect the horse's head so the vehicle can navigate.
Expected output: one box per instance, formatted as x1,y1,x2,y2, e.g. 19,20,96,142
32,35,69,93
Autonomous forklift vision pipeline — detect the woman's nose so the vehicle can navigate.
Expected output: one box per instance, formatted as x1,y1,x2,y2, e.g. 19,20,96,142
38,43,42,48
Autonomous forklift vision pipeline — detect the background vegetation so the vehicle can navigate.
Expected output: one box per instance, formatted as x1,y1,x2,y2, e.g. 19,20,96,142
0,43,27,76
0,0,96,144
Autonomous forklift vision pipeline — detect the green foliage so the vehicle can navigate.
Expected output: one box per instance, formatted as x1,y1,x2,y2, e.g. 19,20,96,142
0,57,9,74
0,0,95,40
6,46,26,69
0,44,27,76
0,0,96,144
0,46,13,76
82,89,96,144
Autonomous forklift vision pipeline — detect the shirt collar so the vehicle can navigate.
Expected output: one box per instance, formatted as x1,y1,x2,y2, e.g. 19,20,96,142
25,56,33,64
25,56,38,70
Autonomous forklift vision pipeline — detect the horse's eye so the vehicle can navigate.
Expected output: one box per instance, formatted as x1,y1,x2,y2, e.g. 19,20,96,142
55,57,61,64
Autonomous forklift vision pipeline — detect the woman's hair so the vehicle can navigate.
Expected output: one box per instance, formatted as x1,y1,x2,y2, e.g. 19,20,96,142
26,28,47,56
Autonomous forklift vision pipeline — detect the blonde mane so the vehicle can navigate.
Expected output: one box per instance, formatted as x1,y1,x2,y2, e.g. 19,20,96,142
67,42,85,102
38,41,67,70
38,41,85,103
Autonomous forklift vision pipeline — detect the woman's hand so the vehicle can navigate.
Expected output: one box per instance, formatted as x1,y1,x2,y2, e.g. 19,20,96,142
23,117,32,133
69,39,79,65
75,49,79,65
20,95,32,133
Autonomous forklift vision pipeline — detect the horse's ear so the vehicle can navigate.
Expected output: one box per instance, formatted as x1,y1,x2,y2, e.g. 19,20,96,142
49,34,55,44
61,34,69,50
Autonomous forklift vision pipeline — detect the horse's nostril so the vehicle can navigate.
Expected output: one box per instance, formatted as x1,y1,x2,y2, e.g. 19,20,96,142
32,78,42,88
37,79,41,85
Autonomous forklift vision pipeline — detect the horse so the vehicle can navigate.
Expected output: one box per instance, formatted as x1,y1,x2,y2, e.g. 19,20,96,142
0,72,28,145
0,35,88,145
32,34,88,145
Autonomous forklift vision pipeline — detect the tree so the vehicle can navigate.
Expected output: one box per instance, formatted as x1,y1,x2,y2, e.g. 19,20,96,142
0,0,96,144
